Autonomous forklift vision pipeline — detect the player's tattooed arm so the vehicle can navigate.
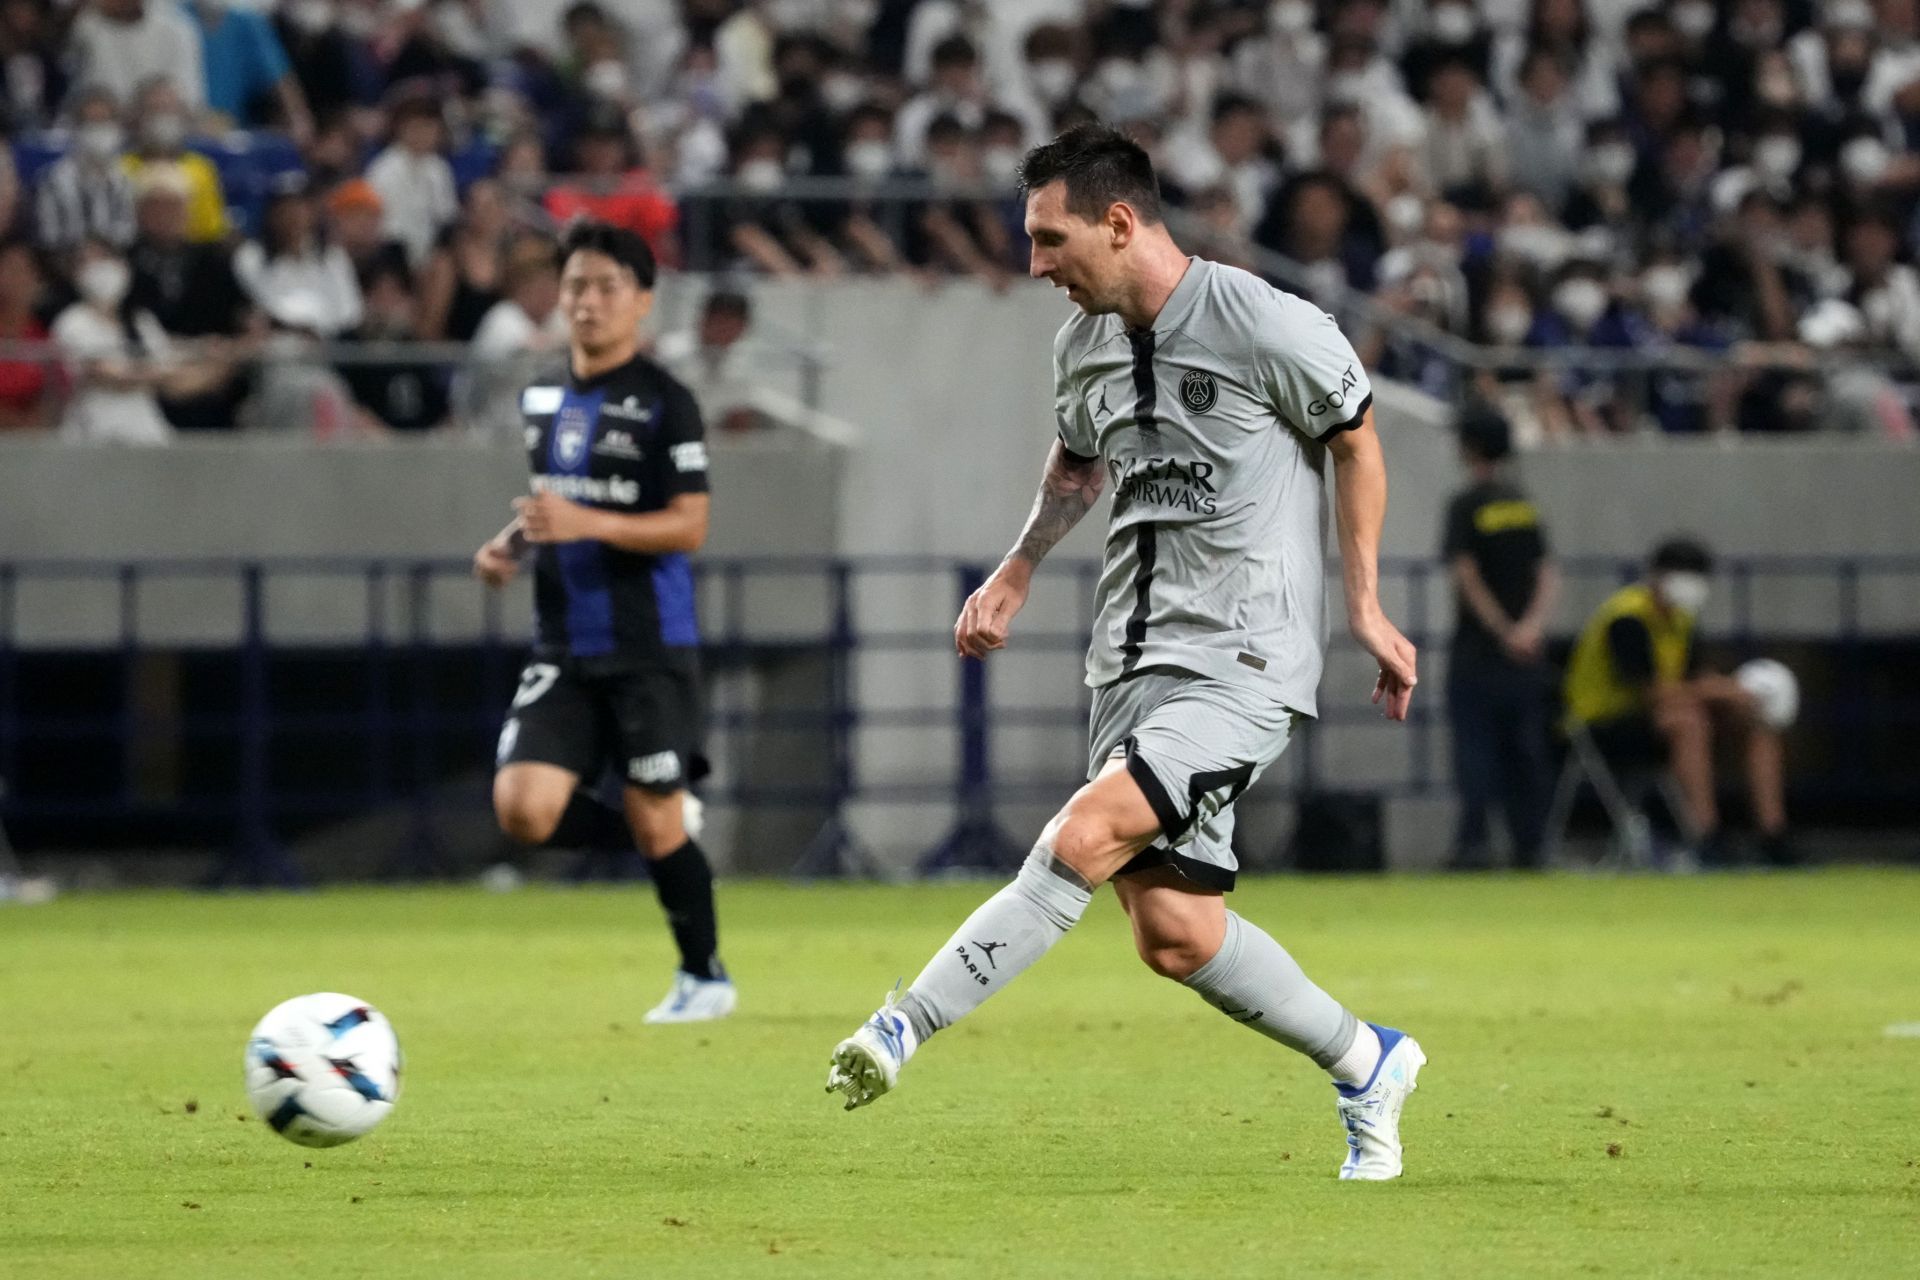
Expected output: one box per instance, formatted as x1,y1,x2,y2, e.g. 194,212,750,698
1006,441,1105,571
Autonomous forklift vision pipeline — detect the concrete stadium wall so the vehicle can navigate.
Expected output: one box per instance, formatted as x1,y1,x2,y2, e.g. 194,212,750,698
5,275,1919,872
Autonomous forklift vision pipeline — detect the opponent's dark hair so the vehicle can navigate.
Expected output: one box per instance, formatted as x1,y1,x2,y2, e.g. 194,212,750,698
1017,122,1162,224
559,219,656,289
1651,537,1713,574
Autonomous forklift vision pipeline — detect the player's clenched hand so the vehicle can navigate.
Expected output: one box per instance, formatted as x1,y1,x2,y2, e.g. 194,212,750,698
955,565,1032,659
1352,610,1419,722
513,492,600,544
473,538,519,588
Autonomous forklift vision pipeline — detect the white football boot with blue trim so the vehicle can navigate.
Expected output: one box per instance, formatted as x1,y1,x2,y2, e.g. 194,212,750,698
1334,1023,1426,1180
642,972,736,1024
826,993,917,1110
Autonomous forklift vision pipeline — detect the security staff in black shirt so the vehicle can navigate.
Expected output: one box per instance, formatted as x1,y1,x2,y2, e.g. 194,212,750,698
1440,409,1558,870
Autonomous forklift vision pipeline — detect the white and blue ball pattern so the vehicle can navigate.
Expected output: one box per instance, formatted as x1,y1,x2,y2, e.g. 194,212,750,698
245,993,402,1148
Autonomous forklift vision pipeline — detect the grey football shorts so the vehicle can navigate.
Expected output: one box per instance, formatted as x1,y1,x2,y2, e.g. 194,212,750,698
1087,666,1301,891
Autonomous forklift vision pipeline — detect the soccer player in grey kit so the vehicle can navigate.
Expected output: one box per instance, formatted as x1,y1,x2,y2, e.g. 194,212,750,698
826,125,1427,1180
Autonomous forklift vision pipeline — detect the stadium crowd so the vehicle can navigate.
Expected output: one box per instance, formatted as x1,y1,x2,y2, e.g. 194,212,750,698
2,0,1920,439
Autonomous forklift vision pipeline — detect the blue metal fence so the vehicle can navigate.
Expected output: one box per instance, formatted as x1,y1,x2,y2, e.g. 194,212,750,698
0,553,1915,881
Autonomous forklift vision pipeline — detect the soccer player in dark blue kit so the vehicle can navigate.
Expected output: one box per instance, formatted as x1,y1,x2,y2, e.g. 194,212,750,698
474,221,733,1023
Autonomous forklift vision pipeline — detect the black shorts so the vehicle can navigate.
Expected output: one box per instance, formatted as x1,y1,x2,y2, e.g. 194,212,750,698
495,652,707,794
1584,714,1667,767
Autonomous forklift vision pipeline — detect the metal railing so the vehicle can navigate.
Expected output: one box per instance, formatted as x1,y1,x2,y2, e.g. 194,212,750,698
1,553,1916,882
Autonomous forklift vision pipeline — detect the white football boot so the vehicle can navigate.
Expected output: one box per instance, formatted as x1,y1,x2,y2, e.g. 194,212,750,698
1334,1023,1426,1180
826,993,917,1111
642,972,736,1024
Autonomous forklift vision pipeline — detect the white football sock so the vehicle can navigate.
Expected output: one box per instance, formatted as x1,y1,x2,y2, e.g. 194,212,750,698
1327,1020,1383,1088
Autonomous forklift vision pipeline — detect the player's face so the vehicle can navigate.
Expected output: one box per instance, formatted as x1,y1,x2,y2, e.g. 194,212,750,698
561,249,653,354
1025,181,1120,315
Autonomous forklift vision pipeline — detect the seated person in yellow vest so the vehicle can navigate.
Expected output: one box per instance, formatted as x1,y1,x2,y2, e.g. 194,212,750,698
1564,538,1795,867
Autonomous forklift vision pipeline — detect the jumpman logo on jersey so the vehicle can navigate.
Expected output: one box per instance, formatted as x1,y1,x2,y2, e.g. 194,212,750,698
971,940,1007,969
1094,385,1110,419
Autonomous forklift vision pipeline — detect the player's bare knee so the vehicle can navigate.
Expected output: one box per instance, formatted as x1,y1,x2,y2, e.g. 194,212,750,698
627,791,687,857
1136,931,1210,981
1048,808,1129,885
494,792,564,846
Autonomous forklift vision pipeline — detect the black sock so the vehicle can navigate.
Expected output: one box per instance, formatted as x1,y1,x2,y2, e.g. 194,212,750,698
649,839,723,981
547,790,634,851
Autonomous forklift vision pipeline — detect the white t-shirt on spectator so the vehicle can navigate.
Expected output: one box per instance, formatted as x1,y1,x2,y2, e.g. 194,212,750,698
52,303,175,445
232,241,363,337
471,299,568,358
67,4,206,110
365,146,459,270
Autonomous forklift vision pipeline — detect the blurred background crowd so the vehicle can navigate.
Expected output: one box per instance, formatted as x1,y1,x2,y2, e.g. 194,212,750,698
5,0,1920,442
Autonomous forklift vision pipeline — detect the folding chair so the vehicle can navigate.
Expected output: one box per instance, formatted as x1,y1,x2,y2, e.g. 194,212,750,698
1542,720,1699,871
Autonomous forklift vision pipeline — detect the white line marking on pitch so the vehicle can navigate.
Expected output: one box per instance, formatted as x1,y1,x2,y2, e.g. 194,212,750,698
1884,1023,1920,1038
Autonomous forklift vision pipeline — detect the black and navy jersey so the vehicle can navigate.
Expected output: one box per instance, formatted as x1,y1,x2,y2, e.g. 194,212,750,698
520,353,709,661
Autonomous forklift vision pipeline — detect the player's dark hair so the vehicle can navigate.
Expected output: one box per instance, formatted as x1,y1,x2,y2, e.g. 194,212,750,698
1651,537,1713,574
560,220,657,289
1017,122,1162,224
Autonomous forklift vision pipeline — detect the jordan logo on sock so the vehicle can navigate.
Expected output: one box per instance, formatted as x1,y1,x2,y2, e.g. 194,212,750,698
972,940,1006,969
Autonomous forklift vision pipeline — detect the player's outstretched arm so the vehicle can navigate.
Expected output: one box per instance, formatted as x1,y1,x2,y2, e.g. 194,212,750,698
1327,410,1418,721
955,441,1105,658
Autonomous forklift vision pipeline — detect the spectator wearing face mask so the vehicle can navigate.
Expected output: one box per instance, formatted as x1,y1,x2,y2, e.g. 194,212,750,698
1561,118,1638,231
119,78,228,244
1527,261,1630,434
52,237,225,444
833,103,920,274
710,120,847,277
66,0,205,114
1017,23,1086,123
916,114,1012,285
1628,255,1738,434
35,87,137,253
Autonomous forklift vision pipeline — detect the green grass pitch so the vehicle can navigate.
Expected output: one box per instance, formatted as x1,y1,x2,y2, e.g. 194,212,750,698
4,871,1917,1278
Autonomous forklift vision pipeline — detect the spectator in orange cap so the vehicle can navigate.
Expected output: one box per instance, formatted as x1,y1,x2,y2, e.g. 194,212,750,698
326,179,409,290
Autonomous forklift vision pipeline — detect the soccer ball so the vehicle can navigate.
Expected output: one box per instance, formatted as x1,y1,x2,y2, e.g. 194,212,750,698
1735,658,1800,730
244,993,402,1148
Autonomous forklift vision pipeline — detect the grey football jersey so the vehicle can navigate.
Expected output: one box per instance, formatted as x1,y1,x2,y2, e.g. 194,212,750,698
1054,257,1374,717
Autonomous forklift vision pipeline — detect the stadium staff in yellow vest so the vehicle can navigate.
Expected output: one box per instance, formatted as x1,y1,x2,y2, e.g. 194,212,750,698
1564,539,1796,866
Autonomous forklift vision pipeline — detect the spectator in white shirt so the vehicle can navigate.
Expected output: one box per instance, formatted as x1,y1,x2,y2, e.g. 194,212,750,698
66,0,206,112
470,236,566,358
52,237,192,443
233,181,362,337
365,97,459,269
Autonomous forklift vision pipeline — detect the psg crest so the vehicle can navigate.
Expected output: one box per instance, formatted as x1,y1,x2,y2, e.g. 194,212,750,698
1180,369,1218,414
